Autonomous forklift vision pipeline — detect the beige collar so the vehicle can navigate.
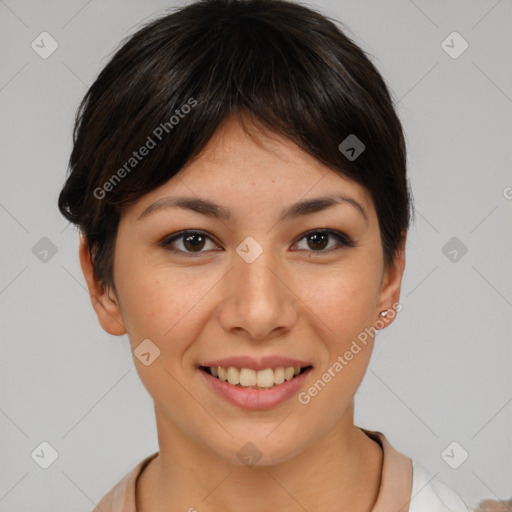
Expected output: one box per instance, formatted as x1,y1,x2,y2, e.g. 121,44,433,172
360,428,413,512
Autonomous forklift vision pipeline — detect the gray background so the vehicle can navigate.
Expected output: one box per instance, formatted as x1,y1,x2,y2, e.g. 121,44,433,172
1,0,511,510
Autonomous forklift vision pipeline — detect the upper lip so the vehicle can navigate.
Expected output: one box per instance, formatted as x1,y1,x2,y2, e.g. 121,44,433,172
199,356,313,371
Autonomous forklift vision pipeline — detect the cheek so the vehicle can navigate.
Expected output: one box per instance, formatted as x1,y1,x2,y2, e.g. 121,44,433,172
114,266,213,399
114,254,217,351
297,275,377,420
298,262,379,343
295,260,380,407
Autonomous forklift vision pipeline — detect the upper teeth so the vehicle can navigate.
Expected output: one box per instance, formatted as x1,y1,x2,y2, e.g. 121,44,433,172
210,366,302,388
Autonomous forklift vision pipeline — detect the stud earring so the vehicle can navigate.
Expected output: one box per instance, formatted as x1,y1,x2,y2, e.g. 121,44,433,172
379,310,388,317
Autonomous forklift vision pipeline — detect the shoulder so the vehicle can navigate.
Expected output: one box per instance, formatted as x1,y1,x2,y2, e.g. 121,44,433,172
92,452,159,512
409,460,472,512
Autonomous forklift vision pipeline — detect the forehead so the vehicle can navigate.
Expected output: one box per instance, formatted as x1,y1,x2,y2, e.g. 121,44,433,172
122,114,376,228
175,114,373,209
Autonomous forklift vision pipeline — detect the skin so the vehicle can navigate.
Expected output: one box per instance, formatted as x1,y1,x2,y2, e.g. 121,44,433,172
80,114,406,512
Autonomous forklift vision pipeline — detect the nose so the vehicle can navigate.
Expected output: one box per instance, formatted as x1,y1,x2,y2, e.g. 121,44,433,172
216,246,298,340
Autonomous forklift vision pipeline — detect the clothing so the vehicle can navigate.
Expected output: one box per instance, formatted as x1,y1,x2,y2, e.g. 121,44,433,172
92,429,471,512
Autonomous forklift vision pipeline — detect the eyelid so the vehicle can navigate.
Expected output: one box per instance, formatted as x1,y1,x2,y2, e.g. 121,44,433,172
291,228,355,250
159,228,355,256
159,230,220,257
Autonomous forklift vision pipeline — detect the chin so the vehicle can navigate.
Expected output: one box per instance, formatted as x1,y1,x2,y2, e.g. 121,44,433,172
206,428,311,469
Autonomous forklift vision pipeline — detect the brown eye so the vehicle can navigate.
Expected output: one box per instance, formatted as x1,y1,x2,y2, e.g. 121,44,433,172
182,233,206,251
307,232,329,250
159,228,355,258
160,230,219,256
293,229,355,253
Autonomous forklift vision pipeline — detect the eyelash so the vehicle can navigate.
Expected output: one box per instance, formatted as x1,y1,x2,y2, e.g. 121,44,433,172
159,229,356,257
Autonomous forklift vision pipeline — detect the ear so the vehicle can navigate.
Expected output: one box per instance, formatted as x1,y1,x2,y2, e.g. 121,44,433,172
78,234,127,336
375,230,406,328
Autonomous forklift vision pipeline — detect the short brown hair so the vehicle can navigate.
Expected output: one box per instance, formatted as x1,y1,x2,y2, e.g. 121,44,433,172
58,0,414,294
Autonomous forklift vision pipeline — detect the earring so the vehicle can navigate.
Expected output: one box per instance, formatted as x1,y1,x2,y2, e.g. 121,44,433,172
379,310,388,317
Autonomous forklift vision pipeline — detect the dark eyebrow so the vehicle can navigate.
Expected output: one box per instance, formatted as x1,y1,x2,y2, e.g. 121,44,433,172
280,194,368,224
137,194,368,224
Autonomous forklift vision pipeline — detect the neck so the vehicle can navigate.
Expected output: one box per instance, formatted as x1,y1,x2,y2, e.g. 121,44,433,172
137,402,383,512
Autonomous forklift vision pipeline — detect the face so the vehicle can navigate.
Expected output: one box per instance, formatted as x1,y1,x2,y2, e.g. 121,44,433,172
81,115,405,467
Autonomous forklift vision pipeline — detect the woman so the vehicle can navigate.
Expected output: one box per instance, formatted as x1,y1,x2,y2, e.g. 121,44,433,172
58,0,472,510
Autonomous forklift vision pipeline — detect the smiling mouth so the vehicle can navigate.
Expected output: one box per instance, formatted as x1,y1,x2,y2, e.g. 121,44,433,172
199,365,313,390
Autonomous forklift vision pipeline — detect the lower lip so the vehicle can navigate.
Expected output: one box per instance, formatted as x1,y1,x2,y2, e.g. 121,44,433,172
199,367,313,410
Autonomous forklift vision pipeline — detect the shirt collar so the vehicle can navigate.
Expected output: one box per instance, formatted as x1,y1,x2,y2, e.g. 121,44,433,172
360,428,413,512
